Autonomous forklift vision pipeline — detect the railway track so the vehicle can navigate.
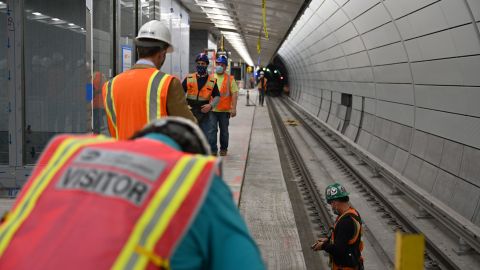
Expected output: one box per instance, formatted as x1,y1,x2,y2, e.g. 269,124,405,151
268,96,480,269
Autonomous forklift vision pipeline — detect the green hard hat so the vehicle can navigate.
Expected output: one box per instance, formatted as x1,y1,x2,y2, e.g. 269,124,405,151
325,183,349,203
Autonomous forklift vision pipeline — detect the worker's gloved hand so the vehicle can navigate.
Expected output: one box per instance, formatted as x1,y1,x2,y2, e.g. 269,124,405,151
230,108,237,118
311,238,328,251
200,104,212,113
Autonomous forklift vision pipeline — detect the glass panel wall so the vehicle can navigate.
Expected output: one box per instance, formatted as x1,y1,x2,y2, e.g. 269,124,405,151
118,0,135,74
24,0,86,164
0,2,8,164
92,0,113,135
139,0,152,26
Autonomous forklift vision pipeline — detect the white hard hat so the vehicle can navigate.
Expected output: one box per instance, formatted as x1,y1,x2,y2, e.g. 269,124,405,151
260,71,264,75
135,20,173,52
132,117,211,155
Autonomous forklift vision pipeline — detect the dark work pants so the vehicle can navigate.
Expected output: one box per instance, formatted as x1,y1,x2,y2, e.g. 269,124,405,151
258,89,265,106
208,112,230,153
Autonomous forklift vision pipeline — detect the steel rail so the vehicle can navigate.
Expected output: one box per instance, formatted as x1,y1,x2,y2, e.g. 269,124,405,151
278,97,463,270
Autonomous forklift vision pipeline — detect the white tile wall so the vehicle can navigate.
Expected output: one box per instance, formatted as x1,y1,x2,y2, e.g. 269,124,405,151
415,85,480,117
343,0,380,20
383,0,437,19
375,83,414,105
353,3,390,34
416,108,480,149
369,42,407,65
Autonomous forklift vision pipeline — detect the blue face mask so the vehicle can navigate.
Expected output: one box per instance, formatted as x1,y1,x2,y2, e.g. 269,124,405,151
196,65,208,75
215,66,224,74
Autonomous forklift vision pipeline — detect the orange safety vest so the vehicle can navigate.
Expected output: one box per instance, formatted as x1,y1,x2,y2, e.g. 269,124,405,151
330,207,364,270
92,71,105,109
102,68,174,140
257,77,267,90
0,135,217,270
215,74,235,111
186,73,216,102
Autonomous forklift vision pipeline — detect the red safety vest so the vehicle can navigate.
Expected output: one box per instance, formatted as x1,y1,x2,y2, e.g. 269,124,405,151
102,68,174,140
186,73,216,102
330,207,364,270
215,74,235,112
0,135,217,270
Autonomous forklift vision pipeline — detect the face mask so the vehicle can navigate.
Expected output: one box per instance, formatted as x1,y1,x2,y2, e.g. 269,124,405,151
215,66,224,74
196,65,208,75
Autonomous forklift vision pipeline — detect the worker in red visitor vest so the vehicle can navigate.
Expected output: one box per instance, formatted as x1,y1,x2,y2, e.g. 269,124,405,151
0,117,264,270
209,55,238,156
311,183,364,270
103,20,196,140
182,53,220,136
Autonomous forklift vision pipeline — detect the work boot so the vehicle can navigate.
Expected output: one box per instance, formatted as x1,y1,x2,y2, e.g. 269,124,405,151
212,152,218,157
219,149,227,156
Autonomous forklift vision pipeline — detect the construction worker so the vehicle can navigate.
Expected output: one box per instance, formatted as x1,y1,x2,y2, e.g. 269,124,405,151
182,53,220,136
312,183,364,270
92,67,106,134
209,55,238,156
0,117,265,270
257,71,267,106
103,20,196,140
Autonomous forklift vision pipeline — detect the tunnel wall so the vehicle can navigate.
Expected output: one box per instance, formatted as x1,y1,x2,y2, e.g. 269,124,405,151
278,0,480,225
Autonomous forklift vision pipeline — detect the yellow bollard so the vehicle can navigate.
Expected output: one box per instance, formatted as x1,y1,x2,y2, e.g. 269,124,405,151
395,232,425,270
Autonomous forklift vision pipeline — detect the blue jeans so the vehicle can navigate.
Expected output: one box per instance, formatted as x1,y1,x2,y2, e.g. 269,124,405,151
208,112,230,153
199,112,211,139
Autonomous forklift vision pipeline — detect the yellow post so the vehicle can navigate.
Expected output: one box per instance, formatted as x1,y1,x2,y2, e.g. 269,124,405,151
395,232,425,270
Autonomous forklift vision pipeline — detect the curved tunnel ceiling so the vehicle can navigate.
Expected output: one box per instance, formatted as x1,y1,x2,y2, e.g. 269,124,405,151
278,0,480,225
180,0,305,66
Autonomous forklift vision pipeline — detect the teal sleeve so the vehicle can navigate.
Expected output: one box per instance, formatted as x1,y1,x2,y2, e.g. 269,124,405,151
171,176,265,270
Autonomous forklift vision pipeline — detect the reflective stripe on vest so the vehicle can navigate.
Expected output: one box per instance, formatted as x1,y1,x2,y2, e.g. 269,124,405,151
215,74,234,111
0,136,114,257
105,71,173,139
332,208,362,245
146,71,173,121
113,155,214,269
0,135,217,270
105,78,118,138
186,74,216,101
330,207,363,270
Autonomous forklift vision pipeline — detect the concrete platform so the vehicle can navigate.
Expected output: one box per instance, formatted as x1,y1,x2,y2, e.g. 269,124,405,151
217,88,257,204
238,97,307,269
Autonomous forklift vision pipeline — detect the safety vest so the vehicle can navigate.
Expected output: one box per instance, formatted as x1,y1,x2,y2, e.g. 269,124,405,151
186,73,216,102
215,73,235,112
257,77,267,90
93,71,105,109
0,135,217,270
103,68,174,140
330,207,364,270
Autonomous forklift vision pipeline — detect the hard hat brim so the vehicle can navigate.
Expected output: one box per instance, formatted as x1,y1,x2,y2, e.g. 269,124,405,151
135,38,174,52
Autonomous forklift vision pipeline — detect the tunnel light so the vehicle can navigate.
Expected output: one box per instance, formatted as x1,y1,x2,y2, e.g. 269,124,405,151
68,23,75,26
32,12,42,16
51,18,60,21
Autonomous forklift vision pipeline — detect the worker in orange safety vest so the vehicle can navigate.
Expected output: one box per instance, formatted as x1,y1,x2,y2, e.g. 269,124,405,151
208,55,238,156
182,53,220,136
103,20,195,140
311,183,364,270
0,117,264,270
